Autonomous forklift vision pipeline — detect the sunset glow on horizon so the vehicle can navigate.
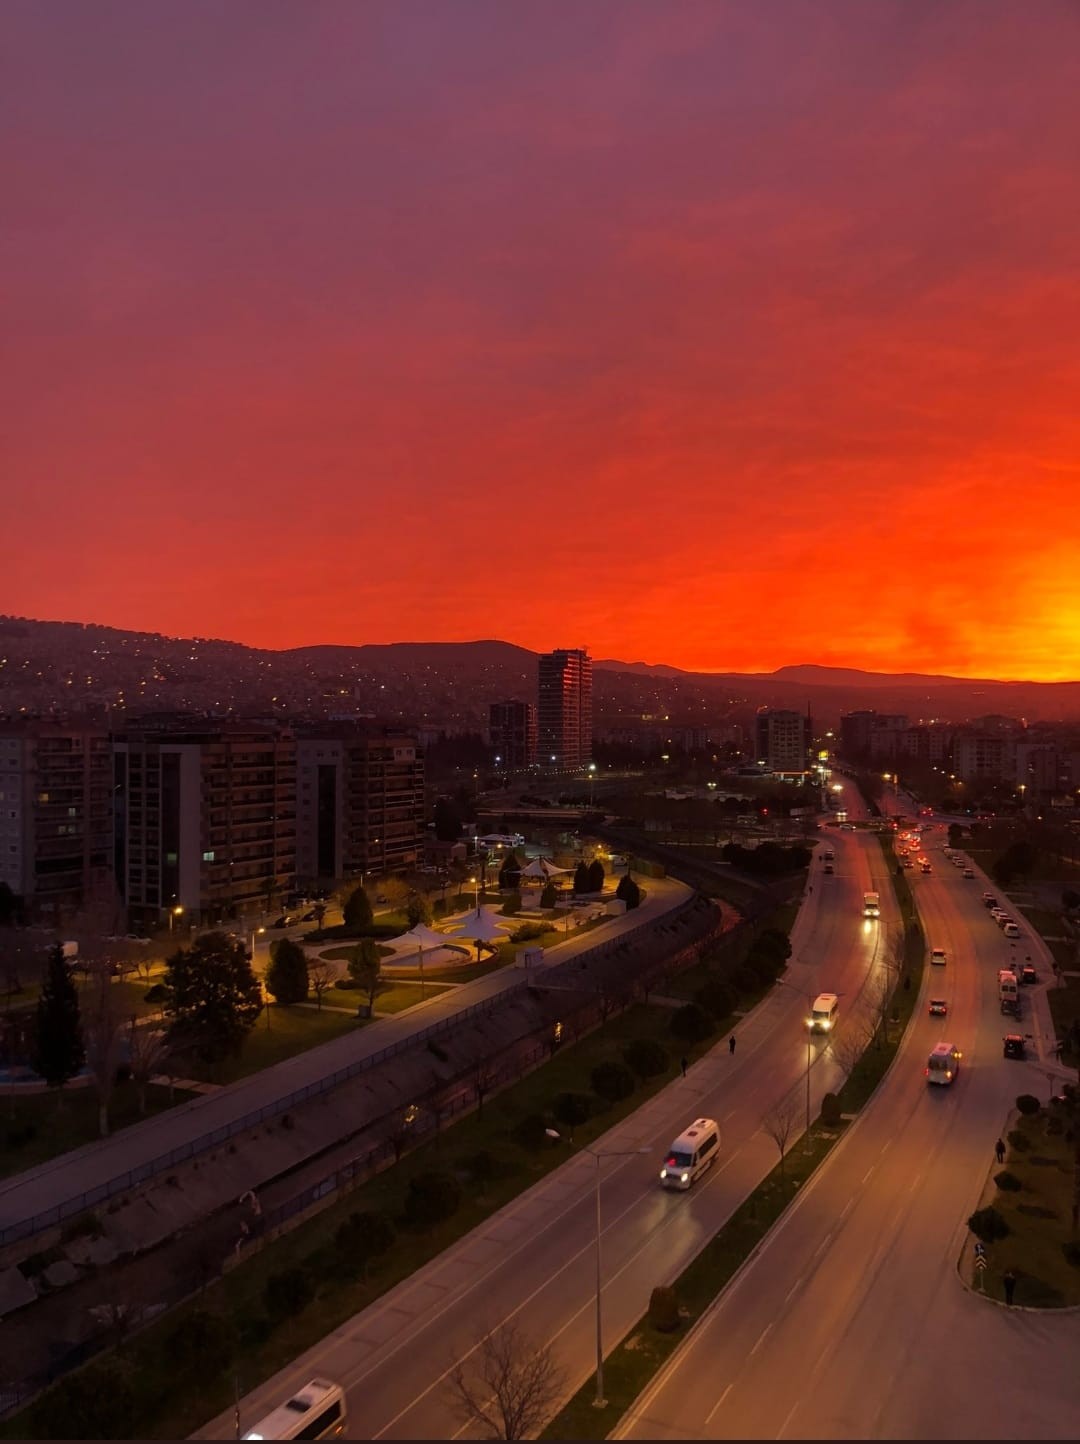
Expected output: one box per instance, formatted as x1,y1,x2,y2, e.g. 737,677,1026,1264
5,1,1080,681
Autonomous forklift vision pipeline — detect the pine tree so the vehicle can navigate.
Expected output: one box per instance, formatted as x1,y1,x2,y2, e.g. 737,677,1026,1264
164,932,263,1064
587,859,605,893
573,861,589,894
343,884,374,932
33,944,85,1103
265,938,309,1005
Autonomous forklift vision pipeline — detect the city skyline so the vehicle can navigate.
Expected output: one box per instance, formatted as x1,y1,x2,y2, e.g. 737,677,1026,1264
6,1,1080,683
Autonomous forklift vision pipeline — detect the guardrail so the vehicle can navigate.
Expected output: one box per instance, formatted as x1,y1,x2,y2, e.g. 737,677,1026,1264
1,890,699,1249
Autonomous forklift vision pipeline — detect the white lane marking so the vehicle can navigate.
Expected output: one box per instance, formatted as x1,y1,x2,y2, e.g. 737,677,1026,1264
704,1381,734,1424
777,1399,801,1438
907,1167,925,1195
861,1163,876,1183
812,1232,833,1260
750,1322,773,1357
839,1196,854,1221
784,1276,802,1304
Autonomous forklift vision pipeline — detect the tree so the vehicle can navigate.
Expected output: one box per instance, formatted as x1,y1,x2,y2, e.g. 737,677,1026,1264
265,938,309,1005
572,861,589,895
83,962,127,1136
762,1092,801,1180
0,881,22,927
335,1210,395,1280
539,882,557,909
670,1002,714,1045
127,1019,168,1113
311,900,327,932
307,957,333,1011
498,852,522,890
828,1019,874,1086
448,1320,566,1440
32,944,85,1104
622,1036,669,1080
381,878,410,912
343,884,374,932
347,940,385,1016
403,1170,461,1230
587,858,605,893
616,873,642,909
407,892,433,928
163,932,262,1065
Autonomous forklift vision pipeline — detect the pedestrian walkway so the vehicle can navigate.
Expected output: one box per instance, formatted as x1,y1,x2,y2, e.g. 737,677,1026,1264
0,876,694,1249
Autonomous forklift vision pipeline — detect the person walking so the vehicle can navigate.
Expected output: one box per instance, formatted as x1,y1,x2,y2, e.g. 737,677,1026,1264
995,1138,1006,1165
680,1055,688,1078
729,1034,736,1056
1003,1270,1016,1306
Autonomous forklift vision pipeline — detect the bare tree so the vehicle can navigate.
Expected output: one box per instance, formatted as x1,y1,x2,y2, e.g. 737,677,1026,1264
308,957,333,1011
127,1017,169,1113
83,962,127,1136
468,1050,498,1119
447,1320,566,1440
385,1102,418,1164
762,1092,801,1181
828,1019,874,1086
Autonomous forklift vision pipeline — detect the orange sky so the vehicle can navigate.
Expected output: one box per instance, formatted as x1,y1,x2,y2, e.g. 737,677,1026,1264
5,1,1080,680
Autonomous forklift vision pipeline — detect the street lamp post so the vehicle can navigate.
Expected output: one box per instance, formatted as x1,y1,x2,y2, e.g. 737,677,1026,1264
168,904,183,933
545,1130,650,1408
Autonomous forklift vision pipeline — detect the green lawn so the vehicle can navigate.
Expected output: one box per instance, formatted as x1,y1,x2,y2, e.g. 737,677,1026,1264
0,1082,194,1181
6,1003,726,1441
980,1106,1080,1307
184,1006,363,1085
419,957,506,984
317,943,396,962
328,980,453,1015
1047,976,1080,1066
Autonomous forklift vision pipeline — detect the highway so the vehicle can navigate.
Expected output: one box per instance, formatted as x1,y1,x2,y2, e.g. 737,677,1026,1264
202,802,904,1440
617,830,1080,1441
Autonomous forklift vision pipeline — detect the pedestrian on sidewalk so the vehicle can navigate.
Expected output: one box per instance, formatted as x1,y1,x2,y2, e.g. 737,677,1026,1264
680,1055,688,1078
808,885,813,895
1003,1270,1016,1306
995,1138,1006,1165
729,1034,736,1056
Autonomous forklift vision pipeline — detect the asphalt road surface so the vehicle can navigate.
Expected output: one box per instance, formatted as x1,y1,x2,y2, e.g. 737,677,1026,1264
617,833,1080,1441
202,822,905,1440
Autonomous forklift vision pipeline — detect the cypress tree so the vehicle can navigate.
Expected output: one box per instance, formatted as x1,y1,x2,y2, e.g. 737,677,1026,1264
33,944,85,1103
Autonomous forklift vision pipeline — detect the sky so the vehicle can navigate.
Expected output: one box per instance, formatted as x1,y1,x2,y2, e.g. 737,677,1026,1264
4,0,1080,680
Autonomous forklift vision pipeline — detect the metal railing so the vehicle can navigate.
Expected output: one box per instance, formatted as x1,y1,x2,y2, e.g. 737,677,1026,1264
1,894,700,1249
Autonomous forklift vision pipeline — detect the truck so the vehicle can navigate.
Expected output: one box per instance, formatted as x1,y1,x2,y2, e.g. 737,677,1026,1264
998,969,1019,1016
862,891,880,919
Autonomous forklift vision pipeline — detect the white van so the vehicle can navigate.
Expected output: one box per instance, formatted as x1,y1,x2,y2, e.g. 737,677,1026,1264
244,1379,346,1440
659,1118,720,1190
926,1042,962,1085
807,992,839,1032
1003,921,1021,939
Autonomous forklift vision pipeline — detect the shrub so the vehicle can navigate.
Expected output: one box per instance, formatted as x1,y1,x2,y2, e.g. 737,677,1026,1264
670,1002,715,1045
648,1285,680,1333
591,1060,636,1103
1006,1129,1031,1152
512,1112,549,1151
820,1092,843,1127
540,882,557,909
511,922,548,943
403,1171,461,1230
733,961,763,994
1016,1094,1041,1116
694,976,736,1021
237,1310,274,1348
264,1267,315,1320
622,1037,669,1080
335,1211,395,1276
616,873,642,909
501,890,522,917
553,1091,593,1127
994,1170,1022,1192
968,1205,1010,1243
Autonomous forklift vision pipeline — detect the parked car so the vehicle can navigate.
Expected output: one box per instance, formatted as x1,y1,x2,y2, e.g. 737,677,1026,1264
962,868,975,879
269,915,292,929
1003,1034,1026,1060
928,998,948,1016
300,910,317,923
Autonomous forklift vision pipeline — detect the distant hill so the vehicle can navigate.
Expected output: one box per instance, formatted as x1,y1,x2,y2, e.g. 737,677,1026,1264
1,615,1078,727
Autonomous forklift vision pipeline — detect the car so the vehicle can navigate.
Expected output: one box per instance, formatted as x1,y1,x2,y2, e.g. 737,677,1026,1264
931,947,947,966
984,895,998,909
921,862,932,874
123,933,151,944
1003,1034,1026,1060
300,910,318,923
269,915,291,929
929,998,948,1016
962,868,975,879
1020,964,1038,985
901,857,914,868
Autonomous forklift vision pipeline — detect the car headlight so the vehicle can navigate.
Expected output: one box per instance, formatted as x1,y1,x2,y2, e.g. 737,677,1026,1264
660,1168,668,1179
681,1172,689,1182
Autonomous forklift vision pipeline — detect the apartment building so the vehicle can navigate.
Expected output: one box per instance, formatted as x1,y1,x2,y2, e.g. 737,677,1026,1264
489,701,538,770
537,649,592,771
0,721,112,920
113,722,296,929
754,708,812,774
296,726,424,885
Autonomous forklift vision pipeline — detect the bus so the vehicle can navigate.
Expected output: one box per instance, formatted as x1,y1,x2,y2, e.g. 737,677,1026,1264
243,1379,346,1440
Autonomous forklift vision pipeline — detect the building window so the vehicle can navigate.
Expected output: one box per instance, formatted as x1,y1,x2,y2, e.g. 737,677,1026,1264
203,850,215,862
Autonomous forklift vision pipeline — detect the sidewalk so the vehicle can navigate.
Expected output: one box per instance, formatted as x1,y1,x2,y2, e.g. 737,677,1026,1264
0,877,693,1251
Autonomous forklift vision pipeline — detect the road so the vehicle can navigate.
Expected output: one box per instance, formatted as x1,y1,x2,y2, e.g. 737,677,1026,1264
617,832,1080,1441
201,810,905,1440
0,876,691,1245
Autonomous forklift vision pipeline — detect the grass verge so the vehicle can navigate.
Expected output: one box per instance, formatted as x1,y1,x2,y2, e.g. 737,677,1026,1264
975,1105,1080,1307
328,981,453,1015
184,1006,362,1085
0,1083,195,1181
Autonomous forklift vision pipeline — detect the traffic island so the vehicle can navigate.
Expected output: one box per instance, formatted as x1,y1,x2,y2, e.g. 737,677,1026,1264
961,1096,1080,1309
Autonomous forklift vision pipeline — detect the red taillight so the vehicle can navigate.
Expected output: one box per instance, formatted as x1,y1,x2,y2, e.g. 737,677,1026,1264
665,1155,677,1167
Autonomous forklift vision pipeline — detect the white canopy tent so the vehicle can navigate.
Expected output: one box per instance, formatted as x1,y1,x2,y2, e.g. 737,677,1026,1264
401,922,461,997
